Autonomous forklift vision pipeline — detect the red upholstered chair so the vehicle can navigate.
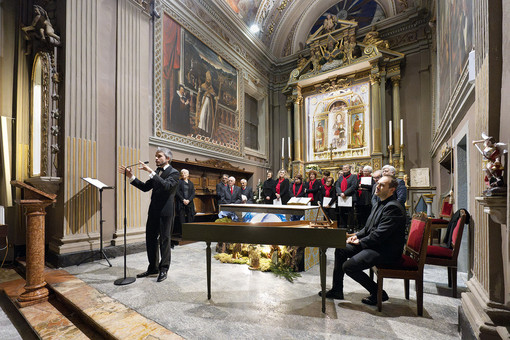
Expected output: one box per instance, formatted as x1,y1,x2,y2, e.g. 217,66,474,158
372,212,431,316
425,209,467,297
429,195,453,244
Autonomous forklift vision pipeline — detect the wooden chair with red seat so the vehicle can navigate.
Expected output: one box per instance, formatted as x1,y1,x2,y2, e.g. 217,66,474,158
372,212,431,316
425,209,467,297
429,195,453,244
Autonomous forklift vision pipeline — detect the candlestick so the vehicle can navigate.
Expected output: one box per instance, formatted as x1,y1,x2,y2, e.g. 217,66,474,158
388,144,394,166
399,144,405,178
281,156,285,171
281,138,284,159
389,120,393,146
288,137,291,159
400,119,403,145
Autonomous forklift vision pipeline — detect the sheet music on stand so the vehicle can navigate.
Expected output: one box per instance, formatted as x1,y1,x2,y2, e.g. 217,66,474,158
82,177,113,189
78,177,114,267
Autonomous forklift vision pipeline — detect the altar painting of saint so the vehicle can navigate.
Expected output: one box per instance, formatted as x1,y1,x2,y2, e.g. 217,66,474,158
314,119,326,152
351,113,364,148
331,112,346,149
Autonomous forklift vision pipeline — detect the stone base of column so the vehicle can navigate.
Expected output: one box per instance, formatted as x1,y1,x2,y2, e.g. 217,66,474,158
461,277,510,339
16,283,49,308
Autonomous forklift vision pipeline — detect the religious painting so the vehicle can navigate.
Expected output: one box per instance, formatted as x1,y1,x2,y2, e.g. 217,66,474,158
224,0,261,26
437,0,473,117
313,118,327,152
305,82,370,161
309,0,386,36
160,13,240,152
350,113,364,148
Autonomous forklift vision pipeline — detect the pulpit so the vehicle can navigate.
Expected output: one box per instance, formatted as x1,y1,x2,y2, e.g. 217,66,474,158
10,180,56,307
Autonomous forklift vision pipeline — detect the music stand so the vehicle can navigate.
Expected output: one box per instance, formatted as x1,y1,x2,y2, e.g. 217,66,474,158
79,177,114,267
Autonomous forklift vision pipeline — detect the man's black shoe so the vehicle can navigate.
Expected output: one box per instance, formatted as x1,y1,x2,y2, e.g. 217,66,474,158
157,271,167,282
318,289,344,300
136,270,158,278
361,291,389,305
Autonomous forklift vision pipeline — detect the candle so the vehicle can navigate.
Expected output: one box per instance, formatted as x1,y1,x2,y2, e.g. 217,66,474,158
389,120,393,145
288,137,291,159
400,119,403,145
281,138,284,158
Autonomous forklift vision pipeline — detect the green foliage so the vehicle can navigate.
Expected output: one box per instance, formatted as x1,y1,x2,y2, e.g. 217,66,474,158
269,261,301,283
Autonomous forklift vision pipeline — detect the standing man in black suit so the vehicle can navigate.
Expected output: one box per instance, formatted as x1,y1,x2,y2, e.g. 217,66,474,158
118,147,179,283
320,175,406,304
240,179,254,204
216,174,229,202
220,176,242,204
335,165,358,231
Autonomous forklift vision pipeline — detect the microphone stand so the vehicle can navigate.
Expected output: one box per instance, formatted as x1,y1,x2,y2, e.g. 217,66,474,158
114,161,146,286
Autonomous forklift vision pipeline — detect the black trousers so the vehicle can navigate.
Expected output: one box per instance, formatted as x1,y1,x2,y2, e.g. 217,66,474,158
146,214,173,272
337,207,354,229
331,243,388,295
356,204,372,229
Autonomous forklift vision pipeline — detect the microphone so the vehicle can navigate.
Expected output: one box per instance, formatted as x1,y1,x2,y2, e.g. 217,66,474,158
126,161,149,168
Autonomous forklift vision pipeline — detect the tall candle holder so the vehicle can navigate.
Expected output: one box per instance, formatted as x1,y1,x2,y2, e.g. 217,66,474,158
287,156,293,176
399,144,405,178
388,144,394,166
281,156,285,171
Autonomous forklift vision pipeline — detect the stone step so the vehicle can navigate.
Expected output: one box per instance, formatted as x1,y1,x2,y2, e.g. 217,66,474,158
0,268,183,339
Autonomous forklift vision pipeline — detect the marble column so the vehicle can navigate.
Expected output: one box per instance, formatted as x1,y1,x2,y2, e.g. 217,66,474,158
391,75,401,153
370,73,382,154
17,203,52,307
292,89,303,162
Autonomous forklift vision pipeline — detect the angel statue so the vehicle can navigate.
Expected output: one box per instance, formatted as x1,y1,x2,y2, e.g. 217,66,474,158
472,133,508,196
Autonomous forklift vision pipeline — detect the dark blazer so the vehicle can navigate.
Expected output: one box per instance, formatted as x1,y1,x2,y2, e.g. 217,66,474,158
240,186,254,203
321,185,337,207
275,178,290,204
262,178,276,203
395,178,407,207
131,166,180,216
304,179,321,203
176,179,195,214
356,197,406,261
335,173,358,202
216,182,228,200
289,181,306,198
220,185,242,204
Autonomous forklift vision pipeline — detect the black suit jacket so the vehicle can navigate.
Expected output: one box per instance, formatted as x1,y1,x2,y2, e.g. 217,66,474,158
335,173,358,202
304,179,321,203
240,186,254,203
289,182,306,198
130,165,180,217
216,182,228,200
176,179,195,212
220,185,242,204
262,178,276,201
356,197,406,261
275,178,290,204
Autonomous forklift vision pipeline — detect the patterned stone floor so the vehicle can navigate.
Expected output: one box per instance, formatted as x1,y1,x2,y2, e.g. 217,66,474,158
60,242,465,339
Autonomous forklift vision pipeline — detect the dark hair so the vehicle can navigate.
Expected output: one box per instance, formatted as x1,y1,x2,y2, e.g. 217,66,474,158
308,170,318,178
323,170,330,176
294,174,303,180
387,176,398,189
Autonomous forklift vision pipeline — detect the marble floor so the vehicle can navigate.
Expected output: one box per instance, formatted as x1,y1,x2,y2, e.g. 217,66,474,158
1,242,466,339
71,242,464,339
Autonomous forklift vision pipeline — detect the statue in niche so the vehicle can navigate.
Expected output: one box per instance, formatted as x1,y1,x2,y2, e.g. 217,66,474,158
473,133,508,196
22,5,61,46
343,35,359,63
362,26,389,49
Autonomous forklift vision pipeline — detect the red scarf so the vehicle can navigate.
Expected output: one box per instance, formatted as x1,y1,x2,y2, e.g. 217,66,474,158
293,183,303,196
341,174,351,192
324,185,332,198
308,179,316,200
276,178,284,194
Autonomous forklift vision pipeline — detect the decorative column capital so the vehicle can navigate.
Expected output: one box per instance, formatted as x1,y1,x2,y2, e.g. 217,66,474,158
370,73,381,85
391,75,401,87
